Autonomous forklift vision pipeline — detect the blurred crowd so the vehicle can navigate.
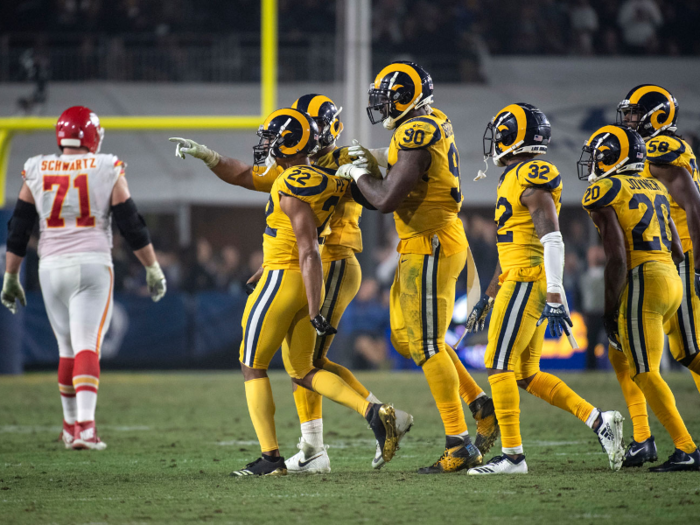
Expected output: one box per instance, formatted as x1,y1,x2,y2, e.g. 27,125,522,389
3,0,698,56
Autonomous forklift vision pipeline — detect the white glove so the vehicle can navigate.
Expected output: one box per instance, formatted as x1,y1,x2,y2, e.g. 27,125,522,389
336,162,370,183
1,273,26,314
347,139,369,169
169,137,221,169
146,262,167,303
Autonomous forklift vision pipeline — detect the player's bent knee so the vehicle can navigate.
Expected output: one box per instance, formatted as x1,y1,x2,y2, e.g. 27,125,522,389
240,362,268,381
313,357,330,369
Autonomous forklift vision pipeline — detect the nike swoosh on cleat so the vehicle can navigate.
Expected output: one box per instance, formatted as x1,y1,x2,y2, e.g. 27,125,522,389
671,459,696,465
298,454,323,467
629,448,645,456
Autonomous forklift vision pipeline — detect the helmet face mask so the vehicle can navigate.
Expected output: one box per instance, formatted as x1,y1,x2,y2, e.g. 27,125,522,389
579,124,646,183
484,103,550,168
252,109,320,168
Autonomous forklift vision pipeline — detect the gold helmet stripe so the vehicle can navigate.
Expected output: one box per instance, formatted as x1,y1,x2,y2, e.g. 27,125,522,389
373,63,424,112
628,85,676,131
307,95,334,118
495,103,528,152
263,108,311,156
591,125,630,173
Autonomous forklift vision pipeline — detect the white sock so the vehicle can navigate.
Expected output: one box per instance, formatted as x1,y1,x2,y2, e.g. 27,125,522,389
301,419,324,449
448,430,470,440
503,445,524,455
586,408,601,430
61,396,77,425
366,392,382,404
76,391,97,422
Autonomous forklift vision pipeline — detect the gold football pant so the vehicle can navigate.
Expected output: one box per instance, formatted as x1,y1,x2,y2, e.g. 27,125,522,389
390,242,469,436
665,251,700,385
484,275,594,452
618,262,696,453
293,255,370,425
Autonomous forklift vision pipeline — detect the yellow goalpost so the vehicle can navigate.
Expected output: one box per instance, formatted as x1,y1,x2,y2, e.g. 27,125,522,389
0,0,278,207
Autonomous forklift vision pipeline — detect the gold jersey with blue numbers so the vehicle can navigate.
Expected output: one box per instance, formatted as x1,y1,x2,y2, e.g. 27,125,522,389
582,175,674,270
640,134,700,253
262,164,349,270
252,147,364,262
387,107,467,256
495,159,562,278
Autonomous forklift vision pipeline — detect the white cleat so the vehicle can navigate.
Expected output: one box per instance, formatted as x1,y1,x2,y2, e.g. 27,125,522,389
72,421,107,451
286,438,331,474
596,410,625,471
468,454,528,475
371,408,413,469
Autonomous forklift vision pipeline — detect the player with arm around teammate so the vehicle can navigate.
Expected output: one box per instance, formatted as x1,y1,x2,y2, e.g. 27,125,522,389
465,104,624,475
170,95,412,473
1,106,166,450
579,123,700,472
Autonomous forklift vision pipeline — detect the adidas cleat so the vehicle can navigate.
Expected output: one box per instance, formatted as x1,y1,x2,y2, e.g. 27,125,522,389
469,395,500,455
366,403,400,464
468,454,528,475
59,420,75,449
595,410,624,471
372,408,413,470
286,438,331,474
622,436,657,468
418,435,482,474
649,448,700,473
230,456,287,477
72,421,107,451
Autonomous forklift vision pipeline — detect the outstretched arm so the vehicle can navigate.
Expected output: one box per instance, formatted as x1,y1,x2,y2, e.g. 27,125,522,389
650,163,700,270
354,148,430,213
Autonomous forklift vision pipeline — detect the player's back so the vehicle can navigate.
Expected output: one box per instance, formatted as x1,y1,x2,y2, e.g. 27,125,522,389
388,108,463,242
262,164,349,270
582,174,674,270
495,158,562,274
640,134,700,253
22,152,124,261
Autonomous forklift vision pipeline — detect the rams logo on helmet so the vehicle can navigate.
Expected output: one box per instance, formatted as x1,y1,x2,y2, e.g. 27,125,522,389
253,108,320,167
578,124,646,183
617,84,678,140
367,61,434,130
292,94,343,149
483,103,551,167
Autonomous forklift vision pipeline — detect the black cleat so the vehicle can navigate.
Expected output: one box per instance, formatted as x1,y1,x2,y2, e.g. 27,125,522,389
469,395,500,455
622,436,657,468
366,403,399,464
649,448,700,473
417,435,483,474
230,456,287,477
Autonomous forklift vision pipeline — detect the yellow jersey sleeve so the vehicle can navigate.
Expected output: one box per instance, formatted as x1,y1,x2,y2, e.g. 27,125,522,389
516,159,561,191
396,118,442,150
251,165,284,193
646,136,687,166
278,166,330,204
581,177,623,211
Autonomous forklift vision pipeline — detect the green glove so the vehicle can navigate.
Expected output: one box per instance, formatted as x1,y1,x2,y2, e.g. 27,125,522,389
146,262,167,303
1,273,27,314
169,137,221,168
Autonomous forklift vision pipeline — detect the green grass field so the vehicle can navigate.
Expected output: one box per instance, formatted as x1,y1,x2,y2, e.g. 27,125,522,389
1,371,700,525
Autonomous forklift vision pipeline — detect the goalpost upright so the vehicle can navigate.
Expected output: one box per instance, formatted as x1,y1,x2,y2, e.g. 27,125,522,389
0,0,278,207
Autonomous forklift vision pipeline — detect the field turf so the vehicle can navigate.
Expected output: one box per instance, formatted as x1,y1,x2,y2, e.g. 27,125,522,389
1,370,700,524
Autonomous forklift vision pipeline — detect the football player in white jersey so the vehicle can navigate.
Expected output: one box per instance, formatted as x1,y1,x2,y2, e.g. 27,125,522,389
1,106,167,450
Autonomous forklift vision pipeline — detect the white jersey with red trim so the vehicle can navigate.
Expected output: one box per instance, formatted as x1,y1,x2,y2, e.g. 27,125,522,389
22,153,124,260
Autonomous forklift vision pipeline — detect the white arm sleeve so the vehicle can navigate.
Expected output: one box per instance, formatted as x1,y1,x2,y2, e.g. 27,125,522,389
541,231,565,297
368,148,389,168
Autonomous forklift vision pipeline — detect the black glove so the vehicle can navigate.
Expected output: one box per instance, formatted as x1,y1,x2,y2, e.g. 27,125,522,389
537,302,573,338
603,312,621,351
245,281,257,295
465,294,494,333
311,314,337,337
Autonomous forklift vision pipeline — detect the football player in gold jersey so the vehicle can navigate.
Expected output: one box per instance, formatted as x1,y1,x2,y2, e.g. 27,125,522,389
171,97,411,473
579,124,700,472
611,85,700,467
177,108,405,476
466,104,624,475
341,61,497,473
